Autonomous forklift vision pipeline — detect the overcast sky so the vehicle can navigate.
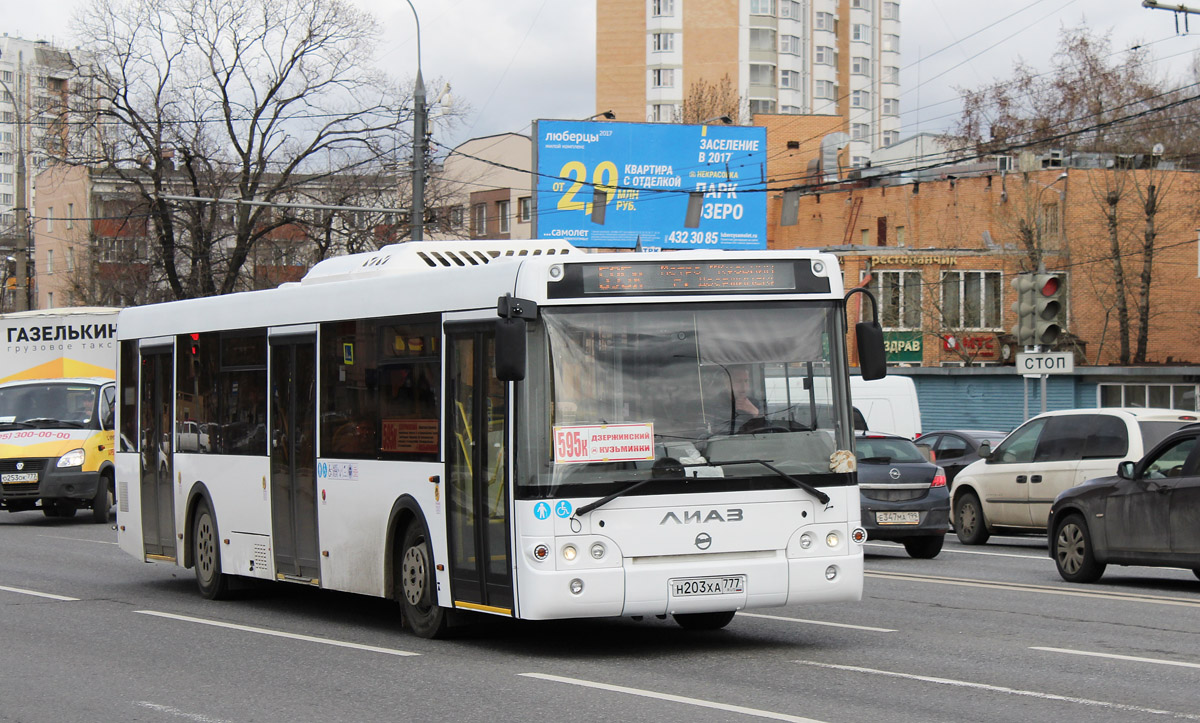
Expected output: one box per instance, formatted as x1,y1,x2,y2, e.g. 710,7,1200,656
6,0,1199,150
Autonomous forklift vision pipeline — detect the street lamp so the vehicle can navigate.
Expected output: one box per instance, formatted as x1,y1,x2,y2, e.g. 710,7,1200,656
0,48,29,310
404,0,427,242
701,115,733,125
584,110,616,121
1031,170,1068,272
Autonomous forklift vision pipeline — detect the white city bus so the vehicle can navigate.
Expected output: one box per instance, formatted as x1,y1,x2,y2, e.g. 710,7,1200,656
115,240,885,637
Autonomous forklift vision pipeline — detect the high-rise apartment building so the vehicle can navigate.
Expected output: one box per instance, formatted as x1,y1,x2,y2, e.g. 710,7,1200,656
596,0,902,166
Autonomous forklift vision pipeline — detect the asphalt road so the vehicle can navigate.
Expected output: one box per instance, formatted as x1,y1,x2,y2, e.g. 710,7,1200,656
2,510,1198,723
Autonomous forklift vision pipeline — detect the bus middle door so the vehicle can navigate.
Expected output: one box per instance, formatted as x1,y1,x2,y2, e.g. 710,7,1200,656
269,332,320,584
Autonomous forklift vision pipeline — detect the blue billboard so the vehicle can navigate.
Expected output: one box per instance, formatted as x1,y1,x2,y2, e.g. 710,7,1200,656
534,120,767,250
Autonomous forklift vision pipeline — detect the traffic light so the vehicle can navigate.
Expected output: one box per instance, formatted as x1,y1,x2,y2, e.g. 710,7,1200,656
1010,273,1037,347
1031,273,1063,346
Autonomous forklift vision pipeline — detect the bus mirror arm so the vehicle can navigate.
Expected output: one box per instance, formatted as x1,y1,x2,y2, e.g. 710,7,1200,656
496,294,537,382
844,288,887,382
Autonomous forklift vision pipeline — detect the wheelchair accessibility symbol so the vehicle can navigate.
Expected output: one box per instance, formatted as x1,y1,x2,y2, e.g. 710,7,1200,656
555,500,573,518
534,502,551,520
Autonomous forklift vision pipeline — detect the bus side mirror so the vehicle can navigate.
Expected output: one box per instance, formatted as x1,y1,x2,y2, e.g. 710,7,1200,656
845,287,886,381
496,318,526,382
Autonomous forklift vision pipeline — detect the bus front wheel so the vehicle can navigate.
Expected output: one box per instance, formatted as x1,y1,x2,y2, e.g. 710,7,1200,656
672,610,736,630
193,500,230,600
398,522,447,639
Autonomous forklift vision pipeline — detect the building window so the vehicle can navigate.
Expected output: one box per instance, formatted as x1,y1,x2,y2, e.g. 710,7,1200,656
67,203,73,229
815,46,836,65
749,0,775,15
814,80,836,99
652,32,674,52
780,35,801,54
652,68,675,88
0,194,12,205
652,0,674,17
896,225,906,245
780,70,800,89
47,292,53,307
883,130,900,147
449,206,464,227
749,28,776,52
851,0,869,7
779,0,801,19
882,97,900,115
852,155,870,167
652,103,676,122
941,271,1002,330
518,197,531,223
815,12,834,30
780,105,802,114
471,203,486,237
1041,202,1060,235
47,207,53,232
0,173,11,184
851,90,870,108
883,2,900,20
871,270,923,330
851,123,870,141
67,247,75,272
0,71,12,83
46,249,54,274
852,57,871,75
749,64,776,86
852,24,871,42
1100,383,1198,410
497,200,510,234
883,65,900,84
749,99,776,115
883,34,900,52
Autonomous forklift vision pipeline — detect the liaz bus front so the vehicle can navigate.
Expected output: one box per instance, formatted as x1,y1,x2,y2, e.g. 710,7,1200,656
500,251,886,629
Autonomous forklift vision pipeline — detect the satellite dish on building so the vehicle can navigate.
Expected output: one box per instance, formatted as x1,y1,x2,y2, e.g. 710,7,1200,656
1153,143,1165,155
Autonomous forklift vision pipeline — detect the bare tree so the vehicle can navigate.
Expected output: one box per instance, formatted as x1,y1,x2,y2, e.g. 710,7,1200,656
679,74,745,125
62,0,423,300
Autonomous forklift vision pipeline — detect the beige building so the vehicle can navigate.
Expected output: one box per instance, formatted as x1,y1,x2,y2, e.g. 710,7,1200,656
596,0,901,166
437,133,534,240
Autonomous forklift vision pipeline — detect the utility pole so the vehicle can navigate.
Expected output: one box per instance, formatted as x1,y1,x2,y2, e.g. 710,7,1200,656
1143,1,1200,32
405,0,426,242
0,48,30,310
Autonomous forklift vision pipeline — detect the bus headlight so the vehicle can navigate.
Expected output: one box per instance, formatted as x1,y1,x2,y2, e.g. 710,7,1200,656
825,565,839,581
569,578,584,595
562,544,577,562
589,542,605,560
799,533,813,549
57,449,86,468
825,531,840,548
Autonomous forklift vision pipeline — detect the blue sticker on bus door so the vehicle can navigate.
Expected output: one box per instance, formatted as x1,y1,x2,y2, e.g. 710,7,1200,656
555,500,573,518
534,502,551,520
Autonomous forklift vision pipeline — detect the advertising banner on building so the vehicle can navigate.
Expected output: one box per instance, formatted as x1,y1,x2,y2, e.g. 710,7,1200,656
533,120,767,250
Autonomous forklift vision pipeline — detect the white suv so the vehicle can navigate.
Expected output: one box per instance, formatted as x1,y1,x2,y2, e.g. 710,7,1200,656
952,408,1198,544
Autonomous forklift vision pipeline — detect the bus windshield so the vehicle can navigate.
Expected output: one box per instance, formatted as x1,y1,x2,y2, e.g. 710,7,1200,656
518,301,854,496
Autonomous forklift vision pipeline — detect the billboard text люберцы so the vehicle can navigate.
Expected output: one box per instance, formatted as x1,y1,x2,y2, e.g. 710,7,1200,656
534,120,767,250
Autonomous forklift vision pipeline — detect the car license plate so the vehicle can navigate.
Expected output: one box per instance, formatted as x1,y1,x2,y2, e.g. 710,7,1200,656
876,511,920,525
1,473,38,483
671,576,745,597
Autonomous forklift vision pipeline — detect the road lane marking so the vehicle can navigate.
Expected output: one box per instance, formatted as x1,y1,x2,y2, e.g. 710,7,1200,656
866,541,1046,560
1033,646,1200,670
521,673,827,723
37,533,118,545
135,702,235,723
134,610,419,657
793,660,1200,720
0,584,79,601
866,570,1200,608
737,612,895,632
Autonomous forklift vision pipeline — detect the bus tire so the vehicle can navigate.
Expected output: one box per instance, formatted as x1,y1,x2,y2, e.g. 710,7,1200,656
91,474,113,524
398,522,447,639
193,500,230,600
672,610,736,630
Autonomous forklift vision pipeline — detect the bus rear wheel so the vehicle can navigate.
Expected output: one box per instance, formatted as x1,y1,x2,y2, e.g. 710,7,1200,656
193,500,230,600
398,522,447,639
672,610,736,630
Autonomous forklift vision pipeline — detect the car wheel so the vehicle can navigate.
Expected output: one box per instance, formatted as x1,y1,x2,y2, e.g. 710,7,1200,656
673,611,736,630
954,491,990,545
398,522,448,639
193,500,231,599
91,474,113,524
902,535,944,559
1053,513,1106,583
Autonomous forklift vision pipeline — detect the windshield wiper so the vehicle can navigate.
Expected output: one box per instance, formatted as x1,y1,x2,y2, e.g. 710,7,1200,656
0,421,34,430
573,457,831,518
22,418,85,429
705,458,830,505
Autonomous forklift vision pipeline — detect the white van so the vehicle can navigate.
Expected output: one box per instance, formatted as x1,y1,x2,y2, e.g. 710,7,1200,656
851,375,921,439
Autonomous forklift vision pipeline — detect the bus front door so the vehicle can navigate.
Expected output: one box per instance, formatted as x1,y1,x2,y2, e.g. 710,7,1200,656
140,346,176,559
269,335,320,584
445,325,513,615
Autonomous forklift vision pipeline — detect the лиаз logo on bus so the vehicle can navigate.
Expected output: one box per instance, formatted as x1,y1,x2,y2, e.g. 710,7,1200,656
552,423,655,464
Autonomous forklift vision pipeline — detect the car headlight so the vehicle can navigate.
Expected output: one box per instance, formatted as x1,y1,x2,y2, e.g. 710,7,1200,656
57,448,86,468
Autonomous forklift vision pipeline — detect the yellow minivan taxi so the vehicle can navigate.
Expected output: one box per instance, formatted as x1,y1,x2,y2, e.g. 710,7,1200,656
0,377,117,523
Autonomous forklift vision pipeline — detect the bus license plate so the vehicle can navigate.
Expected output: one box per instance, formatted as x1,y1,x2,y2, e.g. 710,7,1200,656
876,511,920,525
1,473,38,483
671,576,745,597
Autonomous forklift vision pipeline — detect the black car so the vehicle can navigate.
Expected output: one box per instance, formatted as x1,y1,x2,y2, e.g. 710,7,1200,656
1048,424,1200,583
915,429,1008,488
856,432,950,558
